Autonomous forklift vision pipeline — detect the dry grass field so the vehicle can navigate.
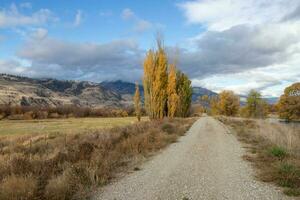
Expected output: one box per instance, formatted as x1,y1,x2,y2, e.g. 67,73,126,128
0,117,196,200
218,117,300,197
0,117,148,136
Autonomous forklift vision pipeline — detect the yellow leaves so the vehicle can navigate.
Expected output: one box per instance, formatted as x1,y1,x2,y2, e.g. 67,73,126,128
167,64,179,118
211,90,240,116
142,40,192,119
278,82,300,121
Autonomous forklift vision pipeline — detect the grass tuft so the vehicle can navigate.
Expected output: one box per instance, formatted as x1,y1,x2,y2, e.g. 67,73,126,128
269,146,287,159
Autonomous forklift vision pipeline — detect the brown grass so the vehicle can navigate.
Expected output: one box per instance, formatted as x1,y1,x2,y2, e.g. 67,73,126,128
218,117,300,197
0,117,196,200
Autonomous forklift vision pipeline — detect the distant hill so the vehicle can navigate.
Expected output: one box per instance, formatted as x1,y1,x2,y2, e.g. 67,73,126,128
0,74,236,108
0,74,122,107
192,87,218,101
100,80,144,105
100,81,217,103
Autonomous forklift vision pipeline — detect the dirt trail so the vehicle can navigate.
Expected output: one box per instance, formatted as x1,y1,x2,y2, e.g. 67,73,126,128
95,117,291,200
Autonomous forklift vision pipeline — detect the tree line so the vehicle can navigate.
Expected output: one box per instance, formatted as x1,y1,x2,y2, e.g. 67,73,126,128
198,82,300,121
0,105,142,120
134,40,193,120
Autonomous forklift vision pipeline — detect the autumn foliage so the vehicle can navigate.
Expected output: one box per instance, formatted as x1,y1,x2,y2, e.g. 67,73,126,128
143,40,192,119
210,90,240,116
278,82,300,121
167,64,179,118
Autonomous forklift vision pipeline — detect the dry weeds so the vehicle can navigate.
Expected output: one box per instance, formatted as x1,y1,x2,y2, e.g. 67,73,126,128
0,118,196,200
218,117,300,197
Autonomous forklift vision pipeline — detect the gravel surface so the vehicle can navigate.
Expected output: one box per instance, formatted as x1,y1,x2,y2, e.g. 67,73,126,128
94,117,292,200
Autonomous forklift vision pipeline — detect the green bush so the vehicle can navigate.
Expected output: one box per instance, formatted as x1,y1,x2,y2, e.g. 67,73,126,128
161,123,175,134
269,146,287,159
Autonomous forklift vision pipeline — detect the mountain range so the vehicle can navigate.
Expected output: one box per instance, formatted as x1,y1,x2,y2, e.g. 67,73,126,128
0,74,218,108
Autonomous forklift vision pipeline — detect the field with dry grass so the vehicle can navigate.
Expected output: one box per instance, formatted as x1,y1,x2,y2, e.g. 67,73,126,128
0,117,147,136
0,117,196,200
218,116,300,197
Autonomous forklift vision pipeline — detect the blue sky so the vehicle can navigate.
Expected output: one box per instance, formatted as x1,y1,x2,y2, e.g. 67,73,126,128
0,0,300,97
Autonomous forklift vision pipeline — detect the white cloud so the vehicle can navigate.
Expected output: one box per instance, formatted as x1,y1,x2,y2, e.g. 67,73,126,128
99,10,113,17
20,2,32,9
0,3,56,28
177,0,300,96
121,8,153,32
73,10,83,27
16,35,144,81
31,28,48,39
121,8,135,20
179,0,299,31
134,19,152,32
0,59,27,74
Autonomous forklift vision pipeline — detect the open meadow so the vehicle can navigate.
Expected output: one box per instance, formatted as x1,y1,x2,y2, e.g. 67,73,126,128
0,117,148,136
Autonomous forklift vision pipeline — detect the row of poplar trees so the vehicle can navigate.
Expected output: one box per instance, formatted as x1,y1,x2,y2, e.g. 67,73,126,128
138,40,192,120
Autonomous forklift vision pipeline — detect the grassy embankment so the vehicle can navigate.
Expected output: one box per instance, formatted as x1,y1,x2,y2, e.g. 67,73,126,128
218,117,300,197
0,117,196,200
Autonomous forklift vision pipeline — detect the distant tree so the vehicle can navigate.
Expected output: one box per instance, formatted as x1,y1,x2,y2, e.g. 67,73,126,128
167,64,179,118
176,71,193,117
134,82,141,121
245,90,268,118
217,90,240,116
198,95,211,113
278,82,300,121
209,96,220,115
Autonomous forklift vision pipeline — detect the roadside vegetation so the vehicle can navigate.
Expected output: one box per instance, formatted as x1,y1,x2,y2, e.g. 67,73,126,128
0,118,196,200
218,117,300,197
208,82,300,197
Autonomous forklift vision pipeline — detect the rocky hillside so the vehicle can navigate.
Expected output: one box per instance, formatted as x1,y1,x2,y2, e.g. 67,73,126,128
100,80,144,104
0,74,123,107
0,74,218,107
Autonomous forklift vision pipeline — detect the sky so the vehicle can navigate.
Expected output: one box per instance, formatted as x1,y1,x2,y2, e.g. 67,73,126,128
0,0,300,97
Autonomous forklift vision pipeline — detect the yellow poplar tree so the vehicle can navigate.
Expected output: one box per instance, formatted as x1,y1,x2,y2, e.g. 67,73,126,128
143,50,156,119
167,64,179,118
134,82,141,121
152,44,168,119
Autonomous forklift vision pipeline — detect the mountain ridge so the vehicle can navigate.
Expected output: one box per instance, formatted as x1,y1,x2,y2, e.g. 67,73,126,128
0,74,277,107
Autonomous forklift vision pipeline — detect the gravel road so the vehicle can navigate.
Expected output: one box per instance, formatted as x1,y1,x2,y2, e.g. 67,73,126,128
95,117,291,200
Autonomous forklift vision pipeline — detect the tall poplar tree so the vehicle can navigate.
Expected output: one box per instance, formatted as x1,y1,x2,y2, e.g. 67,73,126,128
167,64,179,118
152,42,168,119
143,50,156,119
176,71,193,117
134,82,141,121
